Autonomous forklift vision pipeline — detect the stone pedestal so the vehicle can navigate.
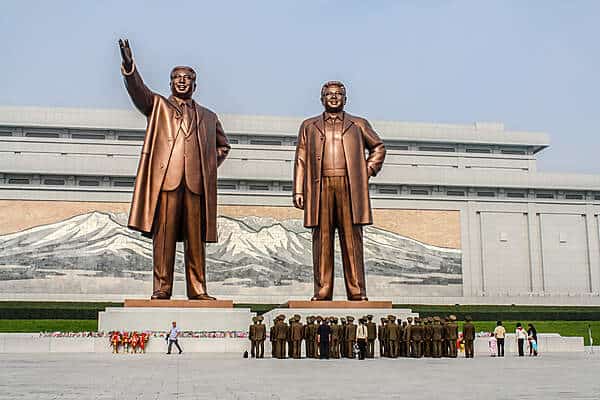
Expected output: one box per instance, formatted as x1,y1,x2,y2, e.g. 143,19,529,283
124,299,234,308
98,306,252,333
283,300,392,309
97,299,252,353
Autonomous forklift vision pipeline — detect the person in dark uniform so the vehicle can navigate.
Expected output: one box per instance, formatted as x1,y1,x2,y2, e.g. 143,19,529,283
287,316,295,358
447,315,459,358
249,316,257,358
255,315,266,358
398,319,406,357
386,315,399,358
423,317,433,358
365,314,377,358
317,317,331,359
404,317,413,357
270,319,276,358
345,316,357,358
314,316,323,358
463,315,475,358
308,316,316,358
411,318,424,358
304,316,313,358
329,317,339,358
378,317,387,357
291,315,304,359
431,316,443,358
441,317,449,357
340,317,347,358
275,315,288,359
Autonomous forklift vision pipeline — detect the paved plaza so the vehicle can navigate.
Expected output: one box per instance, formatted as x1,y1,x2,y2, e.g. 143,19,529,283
1,352,600,400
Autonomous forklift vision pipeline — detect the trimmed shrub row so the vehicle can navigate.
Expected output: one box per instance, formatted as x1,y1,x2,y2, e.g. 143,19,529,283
408,310,600,321
0,303,122,320
2,302,600,321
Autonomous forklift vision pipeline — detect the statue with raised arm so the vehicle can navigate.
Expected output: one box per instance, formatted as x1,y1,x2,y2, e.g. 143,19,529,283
293,81,386,301
118,39,230,300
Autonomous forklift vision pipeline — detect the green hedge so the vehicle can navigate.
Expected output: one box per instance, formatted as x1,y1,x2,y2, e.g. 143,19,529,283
413,311,600,321
395,304,600,321
234,303,279,314
0,302,122,320
0,319,98,332
3,302,600,321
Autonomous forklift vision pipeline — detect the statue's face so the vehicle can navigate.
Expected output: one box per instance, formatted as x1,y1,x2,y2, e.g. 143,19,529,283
321,84,346,112
170,68,196,99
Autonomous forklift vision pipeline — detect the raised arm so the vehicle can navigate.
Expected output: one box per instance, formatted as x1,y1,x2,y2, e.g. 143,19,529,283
118,38,154,116
215,118,231,167
361,119,386,177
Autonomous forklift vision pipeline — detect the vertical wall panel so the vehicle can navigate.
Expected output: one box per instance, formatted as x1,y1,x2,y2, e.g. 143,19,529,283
480,212,531,295
540,214,590,294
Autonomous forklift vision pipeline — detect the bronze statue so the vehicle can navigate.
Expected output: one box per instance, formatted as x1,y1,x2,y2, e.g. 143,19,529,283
118,39,230,300
293,81,386,301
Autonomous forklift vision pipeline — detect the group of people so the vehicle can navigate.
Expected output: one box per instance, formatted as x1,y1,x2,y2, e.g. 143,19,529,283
109,331,149,354
248,314,476,360
490,321,539,357
378,315,476,359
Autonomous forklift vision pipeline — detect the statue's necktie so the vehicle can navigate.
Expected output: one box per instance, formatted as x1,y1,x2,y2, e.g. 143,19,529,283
181,102,193,133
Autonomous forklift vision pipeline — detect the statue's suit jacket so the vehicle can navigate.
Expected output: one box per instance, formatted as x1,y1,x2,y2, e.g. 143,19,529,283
122,64,230,242
293,113,386,228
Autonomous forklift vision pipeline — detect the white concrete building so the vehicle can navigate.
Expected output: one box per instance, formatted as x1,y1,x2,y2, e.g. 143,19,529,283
0,106,599,305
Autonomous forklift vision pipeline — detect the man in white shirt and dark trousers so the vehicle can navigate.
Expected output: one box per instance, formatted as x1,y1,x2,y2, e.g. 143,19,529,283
167,321,183,354
493,321,506,357
356,318,368,360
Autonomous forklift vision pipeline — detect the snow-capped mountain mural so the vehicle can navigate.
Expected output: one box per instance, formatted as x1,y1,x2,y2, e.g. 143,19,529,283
0,211,462,289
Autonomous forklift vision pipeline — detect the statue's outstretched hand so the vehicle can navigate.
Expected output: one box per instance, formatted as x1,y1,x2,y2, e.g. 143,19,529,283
118,38,133,71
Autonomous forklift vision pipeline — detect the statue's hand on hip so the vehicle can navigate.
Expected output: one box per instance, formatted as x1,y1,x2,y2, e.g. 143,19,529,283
367,165,375,178
293,194,304,210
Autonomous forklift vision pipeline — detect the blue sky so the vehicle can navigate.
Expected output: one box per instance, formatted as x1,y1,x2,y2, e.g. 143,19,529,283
1,1,599,173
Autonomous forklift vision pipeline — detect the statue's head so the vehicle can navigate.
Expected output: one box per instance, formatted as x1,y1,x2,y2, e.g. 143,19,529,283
170,66,197,99
320,80,347,113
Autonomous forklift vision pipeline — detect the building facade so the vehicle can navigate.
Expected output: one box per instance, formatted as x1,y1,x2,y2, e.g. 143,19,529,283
0,106,599,304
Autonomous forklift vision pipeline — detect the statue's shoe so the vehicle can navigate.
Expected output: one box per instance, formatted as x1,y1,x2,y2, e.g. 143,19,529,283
189,294,216,301
310,296,332,301
151,292,170,300
347,295,369,301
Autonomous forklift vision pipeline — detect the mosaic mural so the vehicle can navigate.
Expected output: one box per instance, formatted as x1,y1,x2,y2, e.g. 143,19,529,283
0,201,462,300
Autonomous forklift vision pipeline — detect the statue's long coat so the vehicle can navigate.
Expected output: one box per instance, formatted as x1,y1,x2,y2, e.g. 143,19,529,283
123,64,230,242
293,113,386,228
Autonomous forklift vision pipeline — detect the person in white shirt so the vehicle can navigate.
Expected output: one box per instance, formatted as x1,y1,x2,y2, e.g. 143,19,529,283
493,321,506,357
356,317,368,360
488,333,497,357
515,322,527,357
167,321,183,354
